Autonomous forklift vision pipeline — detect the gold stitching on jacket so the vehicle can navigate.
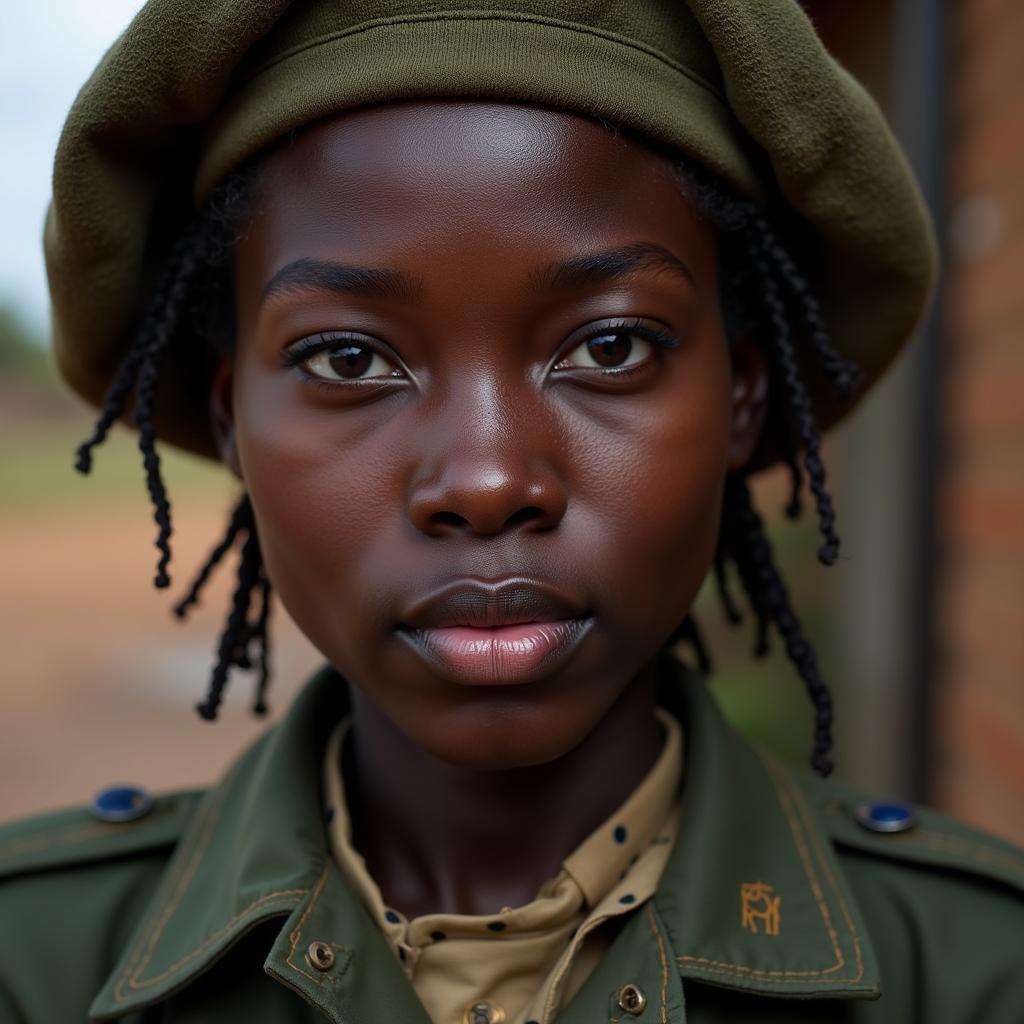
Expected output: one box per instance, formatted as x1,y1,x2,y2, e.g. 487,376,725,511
910,831,1024,877
112,773,307,1001
676,751,865,983
645,904,670,1024
740,882,781,936
113,781,232,1000
0,796,189,859
285,865,336,985
784,765,866,984
824,800,1024,879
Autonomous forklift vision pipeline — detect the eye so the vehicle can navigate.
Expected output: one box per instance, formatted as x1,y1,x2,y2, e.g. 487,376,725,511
553,320,679,373
561,332,651,369
284,332,404,383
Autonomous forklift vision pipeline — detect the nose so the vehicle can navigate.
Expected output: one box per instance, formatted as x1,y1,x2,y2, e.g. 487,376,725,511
406,388,568,539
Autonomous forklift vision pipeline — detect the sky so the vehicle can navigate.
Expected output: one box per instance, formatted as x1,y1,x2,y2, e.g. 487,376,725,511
0,1,145,335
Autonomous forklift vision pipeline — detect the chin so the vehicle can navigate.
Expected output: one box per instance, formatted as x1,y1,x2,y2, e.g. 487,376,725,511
404,694,604,772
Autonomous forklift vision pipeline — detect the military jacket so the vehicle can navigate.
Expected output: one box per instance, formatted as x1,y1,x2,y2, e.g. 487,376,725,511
2,657,1023,1023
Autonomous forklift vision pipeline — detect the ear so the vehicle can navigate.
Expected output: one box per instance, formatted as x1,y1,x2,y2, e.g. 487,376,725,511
726,337,769,471
209,357,243,479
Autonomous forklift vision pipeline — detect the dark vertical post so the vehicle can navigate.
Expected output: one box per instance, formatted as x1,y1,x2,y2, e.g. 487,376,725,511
889,0,949,802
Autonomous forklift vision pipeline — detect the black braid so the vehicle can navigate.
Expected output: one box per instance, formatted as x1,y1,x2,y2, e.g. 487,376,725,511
134,231,213,588
75,218,215,587
722,475,835,776
750,231,842,567
73,229,193,476
174,495,252,619
775,423,804,521
712,552,744,625
251,575,273,716
193,497,270,720
74,350,146,474
673,156,861,774
755,220,861,401
668,615,712,676
74,171,270,717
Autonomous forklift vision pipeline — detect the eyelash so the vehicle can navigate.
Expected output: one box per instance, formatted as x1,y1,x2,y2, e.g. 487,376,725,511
281,331,394,369
557,319,681,375
281,319,682,386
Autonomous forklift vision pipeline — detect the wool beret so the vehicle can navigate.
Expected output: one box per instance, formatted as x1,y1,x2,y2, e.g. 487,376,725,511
45,0,938,460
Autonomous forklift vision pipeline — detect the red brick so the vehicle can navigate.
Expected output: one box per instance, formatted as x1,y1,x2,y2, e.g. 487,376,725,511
947,234,1024,337
938,685,1024,787
936,0,1024,849
952,4,1024,124
955,0,1019,52
936,744,1024,845
945,344,1024,437
954,104,1024,206
942,488,1024,552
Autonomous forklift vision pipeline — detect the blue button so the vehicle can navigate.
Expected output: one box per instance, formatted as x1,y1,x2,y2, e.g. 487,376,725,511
855,800,916,834
89,785,154,823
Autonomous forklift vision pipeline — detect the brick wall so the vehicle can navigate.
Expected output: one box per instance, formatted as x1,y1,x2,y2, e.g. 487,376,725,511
937,0,1024,843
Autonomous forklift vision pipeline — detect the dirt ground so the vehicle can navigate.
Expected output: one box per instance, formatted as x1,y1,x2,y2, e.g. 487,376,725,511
0,487,323,823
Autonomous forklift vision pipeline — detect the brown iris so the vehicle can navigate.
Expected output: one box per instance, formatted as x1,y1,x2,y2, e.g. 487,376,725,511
329,345,374,379
587,334,632,367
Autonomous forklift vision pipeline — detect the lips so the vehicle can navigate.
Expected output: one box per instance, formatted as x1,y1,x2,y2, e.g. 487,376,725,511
398,578,593,685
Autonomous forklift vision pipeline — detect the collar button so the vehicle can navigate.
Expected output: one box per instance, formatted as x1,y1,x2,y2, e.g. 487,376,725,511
617,984,647,1015
463,1000,506,1024
306,941,336,971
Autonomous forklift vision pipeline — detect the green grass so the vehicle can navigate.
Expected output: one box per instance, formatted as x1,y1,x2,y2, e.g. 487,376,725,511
0,422,229,514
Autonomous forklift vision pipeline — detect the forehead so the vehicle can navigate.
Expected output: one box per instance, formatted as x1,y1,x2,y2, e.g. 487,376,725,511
242,100,712,267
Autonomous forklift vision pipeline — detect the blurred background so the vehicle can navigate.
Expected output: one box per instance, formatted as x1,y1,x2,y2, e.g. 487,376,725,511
1,0,1021,843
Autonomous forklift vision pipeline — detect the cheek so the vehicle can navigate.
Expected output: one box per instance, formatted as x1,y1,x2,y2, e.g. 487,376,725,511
229,360,404,649
573,344,733,642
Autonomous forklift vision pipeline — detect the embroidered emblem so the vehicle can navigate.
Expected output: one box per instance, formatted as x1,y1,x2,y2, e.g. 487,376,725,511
741,881,781,936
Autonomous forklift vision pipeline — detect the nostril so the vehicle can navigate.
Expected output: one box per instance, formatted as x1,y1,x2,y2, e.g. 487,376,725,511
429,511,469,531
505,506,545,529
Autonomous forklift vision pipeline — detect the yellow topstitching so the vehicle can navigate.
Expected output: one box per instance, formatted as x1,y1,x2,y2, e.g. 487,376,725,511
675,751,865,984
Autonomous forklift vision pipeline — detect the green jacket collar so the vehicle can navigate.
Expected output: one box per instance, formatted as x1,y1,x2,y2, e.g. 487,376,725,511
654,655,880,1000
90,656,879,1022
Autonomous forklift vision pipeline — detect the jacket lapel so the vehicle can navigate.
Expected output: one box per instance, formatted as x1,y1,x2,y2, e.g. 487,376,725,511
652,655,881,1001
90,667,428,1023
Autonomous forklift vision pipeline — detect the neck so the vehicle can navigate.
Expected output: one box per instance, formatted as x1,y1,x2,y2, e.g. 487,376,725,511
344,662,663,917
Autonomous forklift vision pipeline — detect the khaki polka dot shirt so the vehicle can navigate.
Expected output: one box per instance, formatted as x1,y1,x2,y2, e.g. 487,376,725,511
323,709,682,1024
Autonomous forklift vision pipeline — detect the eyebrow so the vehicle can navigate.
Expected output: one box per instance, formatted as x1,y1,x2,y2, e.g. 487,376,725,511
532,242,696,292
261,257,423,306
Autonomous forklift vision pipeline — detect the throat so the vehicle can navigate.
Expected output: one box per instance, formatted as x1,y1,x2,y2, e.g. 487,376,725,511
340,673,663,918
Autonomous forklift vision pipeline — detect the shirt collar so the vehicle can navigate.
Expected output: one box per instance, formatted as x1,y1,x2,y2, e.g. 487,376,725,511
91,655,879,1020
563,706,682,907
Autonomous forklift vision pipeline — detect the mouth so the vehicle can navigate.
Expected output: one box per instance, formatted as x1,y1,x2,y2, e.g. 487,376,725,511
397,578,593,686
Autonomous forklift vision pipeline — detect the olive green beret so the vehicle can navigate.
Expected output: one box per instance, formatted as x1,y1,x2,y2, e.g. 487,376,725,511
45,0,937,459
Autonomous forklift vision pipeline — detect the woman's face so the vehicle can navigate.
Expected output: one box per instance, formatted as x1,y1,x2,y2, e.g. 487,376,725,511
218,101,766,769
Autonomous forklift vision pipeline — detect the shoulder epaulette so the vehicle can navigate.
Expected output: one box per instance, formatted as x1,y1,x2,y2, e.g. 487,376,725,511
0,789,204,881
797,773,1024,895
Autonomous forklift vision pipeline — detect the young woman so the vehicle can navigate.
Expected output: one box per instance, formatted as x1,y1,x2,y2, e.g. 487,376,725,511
2,2,1022,1022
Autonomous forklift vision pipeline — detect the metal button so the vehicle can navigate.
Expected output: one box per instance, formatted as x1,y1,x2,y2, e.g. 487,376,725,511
306,940,335,971
463,1000,506,1024
89,785,154,823
617,984,647,1015
855,799,917,834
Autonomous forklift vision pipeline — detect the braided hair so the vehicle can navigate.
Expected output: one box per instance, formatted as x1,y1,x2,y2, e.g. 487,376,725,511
74,152,858,777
